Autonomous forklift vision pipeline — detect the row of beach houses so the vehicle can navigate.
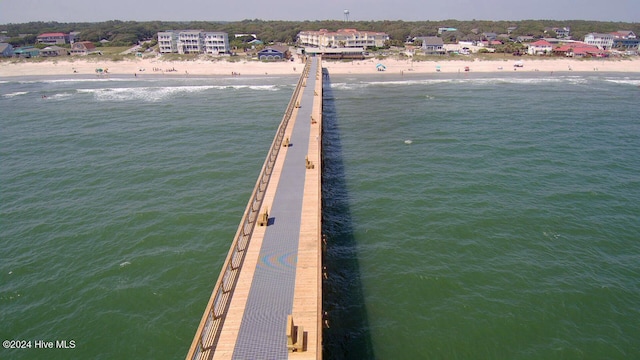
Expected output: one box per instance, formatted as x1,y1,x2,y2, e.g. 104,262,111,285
0,31,101,57
1,28,637,59
416,30,638,57
521,31,638,56
152,28,638,59
0,41,99,58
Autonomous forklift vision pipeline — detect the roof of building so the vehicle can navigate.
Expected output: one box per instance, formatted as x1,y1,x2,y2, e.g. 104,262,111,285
38,32,66,37
300,28,388,36
42,45,66,50
74,41,96,49
258,45,288,54
611,31,636,38
420,36,444,46
304,47,364,54
14,46,39,53
530,40,553,47
553,43,603,54
586,33,614,38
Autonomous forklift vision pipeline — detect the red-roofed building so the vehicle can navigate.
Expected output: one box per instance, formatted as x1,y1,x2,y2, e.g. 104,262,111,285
527,39,553,55
552,43,605,58
70,41,98,56
480,40,502,47
37,32,67,45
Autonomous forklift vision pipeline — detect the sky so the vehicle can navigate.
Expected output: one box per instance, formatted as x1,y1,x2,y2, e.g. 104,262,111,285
0,0,638,24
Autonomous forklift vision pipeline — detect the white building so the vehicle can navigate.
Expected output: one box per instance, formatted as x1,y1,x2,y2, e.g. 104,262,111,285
158,31,178,53
177,30,203,54
203,32,230,55
584,33,614,50
298,28,389,49
527,39,553,55
158,30,230,55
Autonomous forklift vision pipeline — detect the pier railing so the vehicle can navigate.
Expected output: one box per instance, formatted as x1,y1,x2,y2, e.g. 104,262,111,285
186,58,313,360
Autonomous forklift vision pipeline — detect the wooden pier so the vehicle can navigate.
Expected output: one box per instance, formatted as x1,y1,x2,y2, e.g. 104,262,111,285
186,57,323,360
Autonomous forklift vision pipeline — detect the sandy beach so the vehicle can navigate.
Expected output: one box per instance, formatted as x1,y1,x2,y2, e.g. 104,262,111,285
1,56,639,78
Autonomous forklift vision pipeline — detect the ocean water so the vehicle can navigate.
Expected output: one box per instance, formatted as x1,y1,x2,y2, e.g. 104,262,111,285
2,71,640,359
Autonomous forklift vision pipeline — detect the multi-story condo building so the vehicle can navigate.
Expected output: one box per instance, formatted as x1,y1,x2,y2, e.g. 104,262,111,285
158,31,178,53
177,30,203,54
157,30,230,55
584,33,614,50
297,28,389,49
203,32,230,55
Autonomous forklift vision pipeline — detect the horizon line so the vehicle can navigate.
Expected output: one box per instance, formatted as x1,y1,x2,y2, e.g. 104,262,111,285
2,18,639,26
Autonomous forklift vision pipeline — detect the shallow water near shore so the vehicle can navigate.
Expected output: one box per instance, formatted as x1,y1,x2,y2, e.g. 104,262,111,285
2,72,640,359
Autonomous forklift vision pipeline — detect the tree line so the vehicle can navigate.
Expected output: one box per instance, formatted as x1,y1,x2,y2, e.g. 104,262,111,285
2,19,639,47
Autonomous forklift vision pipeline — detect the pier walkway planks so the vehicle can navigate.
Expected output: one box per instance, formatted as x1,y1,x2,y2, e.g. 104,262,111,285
187,57,323,360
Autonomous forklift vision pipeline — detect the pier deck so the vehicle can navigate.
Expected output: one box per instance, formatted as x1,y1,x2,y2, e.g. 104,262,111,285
187,57,323,360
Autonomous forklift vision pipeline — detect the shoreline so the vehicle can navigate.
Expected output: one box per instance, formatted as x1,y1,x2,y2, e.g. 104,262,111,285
1,57,639,78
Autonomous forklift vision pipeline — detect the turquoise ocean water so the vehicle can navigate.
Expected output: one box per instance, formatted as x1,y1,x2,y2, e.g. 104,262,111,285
1,70,639,359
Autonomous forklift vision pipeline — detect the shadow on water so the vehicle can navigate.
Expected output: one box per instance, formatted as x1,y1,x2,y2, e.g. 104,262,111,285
321,68,375,360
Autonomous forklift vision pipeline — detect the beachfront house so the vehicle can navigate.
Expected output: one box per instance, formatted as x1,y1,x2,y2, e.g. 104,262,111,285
70,41,98,56
419,36,445,55
527,39,553,55
257,46,289,61
14,46,40,58
37,32,67,45
611,31,639,49
40,46,67,57
584,33,614,50
297,29,389,49
552,43,604,58
0,43,14,57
